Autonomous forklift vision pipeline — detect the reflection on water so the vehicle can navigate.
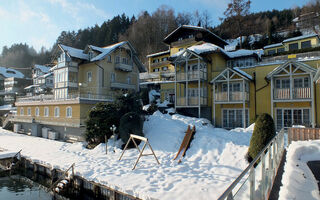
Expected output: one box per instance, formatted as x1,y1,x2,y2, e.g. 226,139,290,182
0,175,54,200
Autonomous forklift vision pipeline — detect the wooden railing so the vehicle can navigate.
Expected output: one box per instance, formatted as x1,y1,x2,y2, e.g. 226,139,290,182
274,87,311,100
288,127,320,144
215,91,249,102
176,72,207,81
176,97,207,106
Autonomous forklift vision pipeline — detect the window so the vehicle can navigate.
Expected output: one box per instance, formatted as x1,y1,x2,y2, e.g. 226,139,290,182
301,40,311,49
66,107,72,118
44,107,49,117
35,107,40,116
277,48,285,53
289,43,298,51
111,73,116,82
20,108,24,116
294,77,309,88
127,76,131,84
162,66,168,71
87,71,92,82
161,57,168,61
107,55,112,62
122,57,128,64
268,49,276,55
275,79,290,89
153,68,159,72
222,109,249,129
179,48,184,51
27,107,31,116
115,56,120,63
54,107,60,117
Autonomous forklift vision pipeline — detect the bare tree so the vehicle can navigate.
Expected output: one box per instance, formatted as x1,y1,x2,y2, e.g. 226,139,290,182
223,0,251,48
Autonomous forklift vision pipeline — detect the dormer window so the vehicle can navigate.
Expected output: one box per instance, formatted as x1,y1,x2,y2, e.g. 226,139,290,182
88,51,93,60
115,56,120,63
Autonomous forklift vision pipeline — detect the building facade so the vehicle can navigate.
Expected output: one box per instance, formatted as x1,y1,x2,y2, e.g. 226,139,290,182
142,25,320,130
12,41,145,141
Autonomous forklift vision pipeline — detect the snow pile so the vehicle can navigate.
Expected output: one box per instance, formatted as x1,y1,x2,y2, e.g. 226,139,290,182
148,89,160,103
279,140,320,200
157,100,170,107
0,112,253,200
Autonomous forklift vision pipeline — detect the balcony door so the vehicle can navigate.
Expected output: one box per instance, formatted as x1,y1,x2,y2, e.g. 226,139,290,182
222,109,248,129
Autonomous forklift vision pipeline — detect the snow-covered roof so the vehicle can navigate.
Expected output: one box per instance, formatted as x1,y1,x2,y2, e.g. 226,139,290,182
24,85,39,90
283,34,318,43
233,67,253,80
38,72,53,79
263,43,283,49
171,43,261,60
90,41,127,62
34,64,50,73
210,67,252,83
146,50,170,58
0,66,24,78
163,25,228,47
59,44,89,60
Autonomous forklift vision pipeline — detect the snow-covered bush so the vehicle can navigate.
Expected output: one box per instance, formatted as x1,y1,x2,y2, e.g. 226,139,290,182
246,113,275,162
119,112,144,147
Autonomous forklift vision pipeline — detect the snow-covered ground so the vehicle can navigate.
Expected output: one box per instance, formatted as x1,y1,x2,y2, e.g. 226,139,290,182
279,140,320,200
0,112,253,200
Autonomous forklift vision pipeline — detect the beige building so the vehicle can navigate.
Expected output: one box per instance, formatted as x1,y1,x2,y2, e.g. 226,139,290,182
12,41,145,141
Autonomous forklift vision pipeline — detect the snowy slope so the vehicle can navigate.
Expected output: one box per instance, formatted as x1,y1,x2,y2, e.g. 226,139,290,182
0,112,252,200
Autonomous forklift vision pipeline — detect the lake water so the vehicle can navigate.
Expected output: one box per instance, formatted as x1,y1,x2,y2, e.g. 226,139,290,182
0,175,55,200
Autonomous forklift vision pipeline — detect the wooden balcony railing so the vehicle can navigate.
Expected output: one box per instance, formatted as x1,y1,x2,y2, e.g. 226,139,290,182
215,91,249,102
176,97,207,106
274,88,311,100
176,72,207,81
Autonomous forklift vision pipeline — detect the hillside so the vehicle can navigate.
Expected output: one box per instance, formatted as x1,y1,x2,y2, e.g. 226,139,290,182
0,0,319,74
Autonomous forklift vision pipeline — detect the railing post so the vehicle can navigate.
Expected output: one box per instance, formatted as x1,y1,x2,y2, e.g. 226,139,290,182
249,167,255,200
261,151,266,200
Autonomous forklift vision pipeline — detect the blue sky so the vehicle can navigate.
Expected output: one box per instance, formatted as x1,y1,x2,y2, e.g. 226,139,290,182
0,0,309,52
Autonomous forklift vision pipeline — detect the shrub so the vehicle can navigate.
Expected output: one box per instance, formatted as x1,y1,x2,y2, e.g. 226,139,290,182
246,113,276,163
85,103,120,144
119,112,144,147
147,103,158,115
116,92,143,116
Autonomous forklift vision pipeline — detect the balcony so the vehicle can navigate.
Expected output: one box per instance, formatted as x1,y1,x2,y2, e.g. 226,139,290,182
110,82,136,90
115,62,133,72
55,81,78,88
215,91,249,102
176,97,207,107
150,60,170,68
57,61,78,68
15,93,113,104
176,72,207,81
274,87,311,100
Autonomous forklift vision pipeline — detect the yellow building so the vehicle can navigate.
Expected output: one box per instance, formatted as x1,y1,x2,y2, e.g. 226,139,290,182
143,25,320,130
12,41,145,141
264,34,320,55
